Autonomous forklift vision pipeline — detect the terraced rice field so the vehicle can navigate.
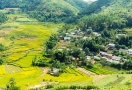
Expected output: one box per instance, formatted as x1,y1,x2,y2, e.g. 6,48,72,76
1,12,132,90
93,75,118,86
42,67,92,83
0,13,60,89
0,65,6,75
0,13,58,66
5,65,23,73
0,67,43,89
0,65,23,75
105,76,125,87
78,67,96,76
14,51,42,67
86,65,118,74
6,52,27,62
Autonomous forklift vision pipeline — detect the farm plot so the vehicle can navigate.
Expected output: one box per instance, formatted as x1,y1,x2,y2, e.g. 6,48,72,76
5,65,23,74
1,22,20,28
93,75,118,87
77,68,96,76
6,52,27,62
5,46,30,53
15,18,37,22
105,76,125,87
14,51,42,67
0,67,43,90
86,65,117,74
7,24,54,50
0,65,6,75
42,67,93,83
0,37,11,46
65,67,86,76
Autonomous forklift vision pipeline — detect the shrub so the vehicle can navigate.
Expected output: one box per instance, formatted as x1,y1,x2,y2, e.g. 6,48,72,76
45,84,53,89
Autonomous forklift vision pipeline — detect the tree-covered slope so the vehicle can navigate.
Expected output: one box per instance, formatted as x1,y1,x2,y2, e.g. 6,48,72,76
65,0,88,10
21,0,88,22
0,0,21,9
78,0,132,31
80,0,113,15
0,0,88,22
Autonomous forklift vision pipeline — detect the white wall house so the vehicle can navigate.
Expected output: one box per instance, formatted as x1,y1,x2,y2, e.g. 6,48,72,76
127,49,132,55
64,37,70,41
108,43,115,49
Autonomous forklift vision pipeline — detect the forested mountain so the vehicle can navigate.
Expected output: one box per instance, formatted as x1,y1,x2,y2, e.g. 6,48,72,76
21,0,79,22
64,0,87,10
78,0,132,31
22,0,88,22
0,0,21,9
0,0,88,23
1,0,132,26
80,0,112,15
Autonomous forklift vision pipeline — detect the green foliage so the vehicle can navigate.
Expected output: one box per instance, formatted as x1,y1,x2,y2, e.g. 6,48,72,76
0,13,8,24
116,35,132,48
55,85,98,90
83,39,100,53
6,78,20,90
45,34,59,50
20,0,86,22
0,58,3,65
78,0,132,31
32,56,49,67
0,43,6,51
81,0,112,15
0,0,21,9
0,0,88,23
65,0,88,10
45,84,54,89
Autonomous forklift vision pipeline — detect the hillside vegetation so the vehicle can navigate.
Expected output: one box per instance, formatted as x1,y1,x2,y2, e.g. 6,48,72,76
0,0,88,23
78,0,132,31
0,12,7,24
1,0,132,90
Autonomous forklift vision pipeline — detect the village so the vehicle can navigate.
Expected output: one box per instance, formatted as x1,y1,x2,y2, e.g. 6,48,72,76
57,28,132,65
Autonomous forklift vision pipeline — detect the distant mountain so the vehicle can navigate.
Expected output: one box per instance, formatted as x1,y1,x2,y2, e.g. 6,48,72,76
80,0,112,15
20,0,88,22
0,0,88,22
0,0,21,9
78,0,132,31
81,0,132,15
65,0,88,10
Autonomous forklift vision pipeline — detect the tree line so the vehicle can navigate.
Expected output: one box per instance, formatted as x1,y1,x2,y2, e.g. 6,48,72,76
0,12,8,24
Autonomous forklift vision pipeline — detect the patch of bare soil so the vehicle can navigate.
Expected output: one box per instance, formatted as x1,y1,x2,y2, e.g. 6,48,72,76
38,67,50,78
77,67,106,82
92,75,106,82
77,67,96,76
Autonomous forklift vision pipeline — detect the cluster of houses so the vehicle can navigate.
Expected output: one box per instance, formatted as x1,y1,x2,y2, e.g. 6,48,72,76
100,51,121,63
85,51,121,64
61,30,101,41
85,43,132,64
120,49,132,55
59,29,132,64
108,43,132,55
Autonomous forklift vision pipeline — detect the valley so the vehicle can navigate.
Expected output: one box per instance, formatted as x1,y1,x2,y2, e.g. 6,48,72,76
1,0,132,90
0,11,56,89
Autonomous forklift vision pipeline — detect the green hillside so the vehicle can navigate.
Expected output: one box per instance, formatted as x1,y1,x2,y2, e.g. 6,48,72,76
0,0,88,22
65,0,88,10
22,0,87,22
1,0,132,90
78,0,132,31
